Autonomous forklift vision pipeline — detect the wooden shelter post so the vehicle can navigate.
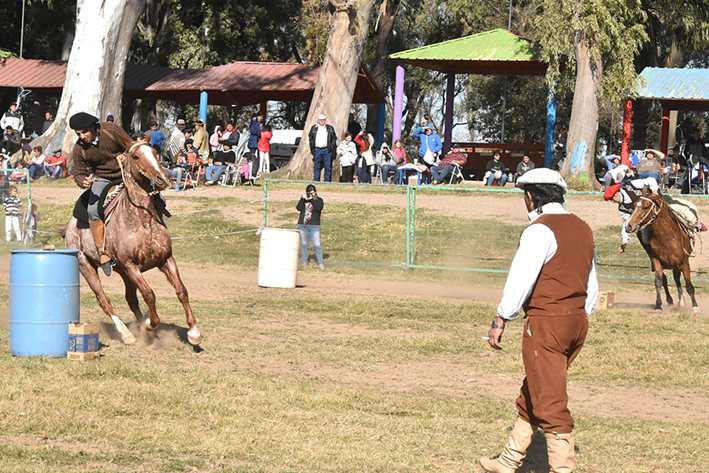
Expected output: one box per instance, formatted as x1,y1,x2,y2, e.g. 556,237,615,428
393,61,405,142
545,85,556,167
621,99,632,165
443,72,455,153
660,108,670,155
377,103,385,147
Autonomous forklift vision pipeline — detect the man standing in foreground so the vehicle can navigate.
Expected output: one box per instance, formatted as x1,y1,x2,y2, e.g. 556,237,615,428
481,168,598,473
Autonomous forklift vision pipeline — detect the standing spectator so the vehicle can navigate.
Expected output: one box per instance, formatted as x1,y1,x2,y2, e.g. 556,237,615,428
2,126,21,155
550,127,567,171
481,168,597,473
347,113,362,137
210,125,223,153
27,146,46,180
204,142,236,185
393,139,407,164
430,146,467,184
248,113,263,180
354,131,373,184
42,111,54,134
297,184,325,269
637,149,663,182
0,103,24,135
337,132,358,183
485,151,507,186
148,121,166,154
308,113,338,182
167,119,186,159
221,122,239,145
3,185,22,242
258,124,273,175
192,119,210,157
44,148,67,179
515,152,535,181
376,143,403,184
412,124,442,166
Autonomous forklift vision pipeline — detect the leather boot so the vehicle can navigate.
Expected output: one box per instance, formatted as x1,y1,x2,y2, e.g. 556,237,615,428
545,432,574,473
89,219,113,276
480,417,537,473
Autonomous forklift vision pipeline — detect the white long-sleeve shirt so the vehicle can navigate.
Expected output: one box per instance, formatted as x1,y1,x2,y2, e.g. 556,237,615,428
497,202,599,321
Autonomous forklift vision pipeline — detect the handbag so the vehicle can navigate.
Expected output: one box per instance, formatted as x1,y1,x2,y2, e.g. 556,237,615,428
423,149,435,165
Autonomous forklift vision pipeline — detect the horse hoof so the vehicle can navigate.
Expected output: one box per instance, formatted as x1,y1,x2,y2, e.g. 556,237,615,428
143,318,158,332
654,307,663,312
122,332,137,345
187,327,203,346
693,307,701,314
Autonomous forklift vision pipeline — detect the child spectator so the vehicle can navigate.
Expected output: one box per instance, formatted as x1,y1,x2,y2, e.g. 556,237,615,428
258,124,273,175
354,131,373,184
11,162,29,183
3,185,22,242
210,125,223,153
337,132,358,183
44,148,67,179
393,139,407,164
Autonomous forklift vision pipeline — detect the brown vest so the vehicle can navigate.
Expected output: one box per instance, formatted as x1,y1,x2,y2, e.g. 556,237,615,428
522,213,595,317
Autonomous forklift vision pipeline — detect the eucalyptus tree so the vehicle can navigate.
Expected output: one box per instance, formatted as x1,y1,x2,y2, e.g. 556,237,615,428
536,0,647,188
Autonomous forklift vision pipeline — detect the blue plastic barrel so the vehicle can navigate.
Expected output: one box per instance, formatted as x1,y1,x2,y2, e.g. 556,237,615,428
9,249,80,357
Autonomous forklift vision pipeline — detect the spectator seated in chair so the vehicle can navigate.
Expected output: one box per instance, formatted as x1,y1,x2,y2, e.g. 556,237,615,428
431,146,468,184
376,143,403,184
514,152,535,182
204,141,237,185
44,148,67,180
484,151,507,186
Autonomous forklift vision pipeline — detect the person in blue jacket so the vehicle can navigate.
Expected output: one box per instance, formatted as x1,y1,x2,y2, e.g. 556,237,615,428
148,121,166,154
413,124,442,166
248,113,263,180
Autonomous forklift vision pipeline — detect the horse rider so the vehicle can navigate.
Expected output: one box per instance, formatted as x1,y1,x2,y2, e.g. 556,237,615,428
605,177,707,254
482,168,598,473
70,112,132,277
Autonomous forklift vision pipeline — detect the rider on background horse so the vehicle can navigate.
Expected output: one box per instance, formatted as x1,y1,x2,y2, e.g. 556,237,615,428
70,112,131,276
604,175,661,253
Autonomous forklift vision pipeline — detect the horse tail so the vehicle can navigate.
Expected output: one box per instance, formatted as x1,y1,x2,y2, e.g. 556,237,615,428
56,224,68,238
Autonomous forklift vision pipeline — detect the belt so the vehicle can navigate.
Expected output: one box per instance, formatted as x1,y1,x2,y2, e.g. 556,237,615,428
315,147,328,149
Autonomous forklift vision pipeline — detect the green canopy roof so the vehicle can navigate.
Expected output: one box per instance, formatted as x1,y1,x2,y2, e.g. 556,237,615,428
388,29,547,76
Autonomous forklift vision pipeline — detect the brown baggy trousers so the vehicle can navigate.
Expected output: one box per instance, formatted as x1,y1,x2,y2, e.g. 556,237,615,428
515,314,588,434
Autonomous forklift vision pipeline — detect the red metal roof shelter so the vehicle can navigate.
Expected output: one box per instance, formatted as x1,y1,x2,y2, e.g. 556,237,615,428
0,58,385,105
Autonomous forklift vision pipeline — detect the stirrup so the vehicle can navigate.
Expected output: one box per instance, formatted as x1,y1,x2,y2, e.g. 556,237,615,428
100,252,114,277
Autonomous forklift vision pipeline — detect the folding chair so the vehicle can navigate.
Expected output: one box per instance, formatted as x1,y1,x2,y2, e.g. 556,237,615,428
372,166,383,184
448,163,466,185
219,163,239,187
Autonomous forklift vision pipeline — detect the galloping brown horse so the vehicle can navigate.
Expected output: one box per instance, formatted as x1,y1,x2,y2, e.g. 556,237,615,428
625,192,699,312
64,141,203,345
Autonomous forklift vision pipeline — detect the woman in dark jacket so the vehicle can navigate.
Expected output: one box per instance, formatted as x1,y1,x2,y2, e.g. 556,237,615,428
296,184,325,269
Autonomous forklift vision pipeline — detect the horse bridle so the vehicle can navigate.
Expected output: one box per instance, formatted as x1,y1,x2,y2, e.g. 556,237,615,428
635,196,663,229
120,142,163,197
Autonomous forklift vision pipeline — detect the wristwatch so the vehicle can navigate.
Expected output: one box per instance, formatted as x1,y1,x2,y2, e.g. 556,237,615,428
491,318,505,330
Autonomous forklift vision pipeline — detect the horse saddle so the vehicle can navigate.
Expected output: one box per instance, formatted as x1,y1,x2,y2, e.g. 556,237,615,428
73,179,124,224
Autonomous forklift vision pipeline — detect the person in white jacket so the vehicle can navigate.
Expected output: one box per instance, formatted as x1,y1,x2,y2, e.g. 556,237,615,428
337,132,358,183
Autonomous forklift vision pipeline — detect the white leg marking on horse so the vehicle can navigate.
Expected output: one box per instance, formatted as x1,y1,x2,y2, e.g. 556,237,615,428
143,318,157,331
187,326,203,346
111,315,136,345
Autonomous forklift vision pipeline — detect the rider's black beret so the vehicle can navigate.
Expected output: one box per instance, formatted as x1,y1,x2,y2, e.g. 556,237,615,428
69,112,100,129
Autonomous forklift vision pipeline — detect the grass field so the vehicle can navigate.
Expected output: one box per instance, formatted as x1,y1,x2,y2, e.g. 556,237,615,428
0,181,708,472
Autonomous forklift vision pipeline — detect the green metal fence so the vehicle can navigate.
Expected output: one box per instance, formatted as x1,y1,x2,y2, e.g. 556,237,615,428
263,179,709,283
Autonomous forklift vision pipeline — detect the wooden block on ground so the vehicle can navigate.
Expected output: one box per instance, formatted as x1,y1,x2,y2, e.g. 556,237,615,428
67,351,99,361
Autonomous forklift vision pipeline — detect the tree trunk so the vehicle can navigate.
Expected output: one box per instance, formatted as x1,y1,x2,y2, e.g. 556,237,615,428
280,0,377,180
562,30,601,189
366,0,400,134
33,0,146,162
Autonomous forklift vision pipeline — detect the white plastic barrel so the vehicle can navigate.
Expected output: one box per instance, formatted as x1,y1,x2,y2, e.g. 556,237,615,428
257,228,301,288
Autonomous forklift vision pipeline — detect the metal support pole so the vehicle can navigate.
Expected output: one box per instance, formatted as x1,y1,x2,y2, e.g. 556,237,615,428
20,0,26,59
393,62,405,143
199,90,208,124
444,73,455,154
377,103,386,148
621,99,633,166
405,186,411,268
263,179,268,227
545,84,557,168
